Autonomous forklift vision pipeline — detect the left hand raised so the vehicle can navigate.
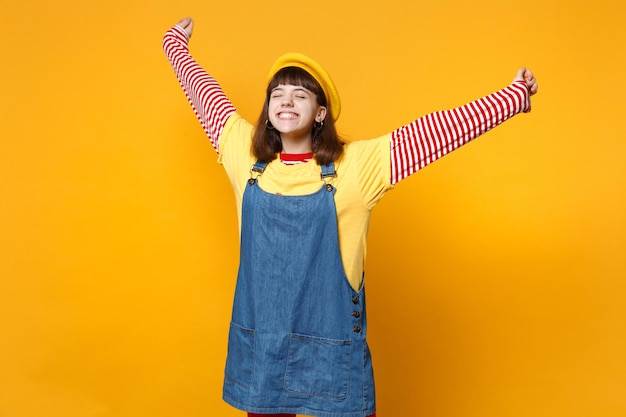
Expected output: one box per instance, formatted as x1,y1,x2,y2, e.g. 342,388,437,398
514,68,538,96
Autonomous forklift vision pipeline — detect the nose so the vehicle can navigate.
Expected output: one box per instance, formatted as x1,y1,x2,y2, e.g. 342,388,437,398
280,96,294,106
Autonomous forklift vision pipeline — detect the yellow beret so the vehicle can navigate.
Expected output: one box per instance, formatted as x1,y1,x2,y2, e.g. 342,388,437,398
268,52,341,121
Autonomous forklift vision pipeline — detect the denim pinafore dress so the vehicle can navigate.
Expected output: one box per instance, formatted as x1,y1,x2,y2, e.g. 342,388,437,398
222,160,376,417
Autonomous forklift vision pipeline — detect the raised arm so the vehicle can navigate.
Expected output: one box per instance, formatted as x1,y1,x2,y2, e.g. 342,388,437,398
390,69,538,184
162,18,236,153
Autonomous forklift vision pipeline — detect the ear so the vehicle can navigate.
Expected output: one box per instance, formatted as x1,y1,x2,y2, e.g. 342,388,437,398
316,106,327,123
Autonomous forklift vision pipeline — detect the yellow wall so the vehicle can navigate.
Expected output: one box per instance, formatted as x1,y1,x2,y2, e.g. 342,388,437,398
1,1,625,416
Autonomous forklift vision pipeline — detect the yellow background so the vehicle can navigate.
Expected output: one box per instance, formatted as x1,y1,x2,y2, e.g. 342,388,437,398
1,0,625,416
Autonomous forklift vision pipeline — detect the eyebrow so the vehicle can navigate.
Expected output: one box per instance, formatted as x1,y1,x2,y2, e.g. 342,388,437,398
271,86,311,94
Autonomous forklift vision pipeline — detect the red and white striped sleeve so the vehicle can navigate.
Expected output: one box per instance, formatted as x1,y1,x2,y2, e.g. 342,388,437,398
162,25,236,154
390,80,530,184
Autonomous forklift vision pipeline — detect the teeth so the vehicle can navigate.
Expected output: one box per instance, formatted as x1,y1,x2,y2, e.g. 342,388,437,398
278,112,297,119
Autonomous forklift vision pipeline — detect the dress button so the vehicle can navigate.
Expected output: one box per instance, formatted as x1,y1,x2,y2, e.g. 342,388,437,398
351,296,359,304
351,311,361,318
353,326,362,333
326,184,333,192
248,178,255,185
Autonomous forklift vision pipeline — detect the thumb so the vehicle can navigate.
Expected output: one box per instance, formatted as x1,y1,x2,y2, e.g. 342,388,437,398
514,67,526,83
177,17,194,38
187,19,194,37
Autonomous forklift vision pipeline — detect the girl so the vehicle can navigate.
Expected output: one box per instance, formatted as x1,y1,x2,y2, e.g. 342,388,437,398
163,17,538,417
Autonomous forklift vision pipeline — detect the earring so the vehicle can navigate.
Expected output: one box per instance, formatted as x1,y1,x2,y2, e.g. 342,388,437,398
314,120,324,130
265,120,275,130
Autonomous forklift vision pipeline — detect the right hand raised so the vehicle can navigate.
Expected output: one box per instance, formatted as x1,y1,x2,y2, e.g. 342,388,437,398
513,67,538,96
177,17,194,39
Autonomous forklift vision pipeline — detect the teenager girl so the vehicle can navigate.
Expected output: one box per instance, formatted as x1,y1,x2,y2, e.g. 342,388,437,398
163,17,538,417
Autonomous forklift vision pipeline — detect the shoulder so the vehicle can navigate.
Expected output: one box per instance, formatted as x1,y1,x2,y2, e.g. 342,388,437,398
341,134,391,163
336,134,392,188
219,113,254,155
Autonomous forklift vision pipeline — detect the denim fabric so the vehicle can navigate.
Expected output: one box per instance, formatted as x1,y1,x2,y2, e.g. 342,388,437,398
223,162,376,417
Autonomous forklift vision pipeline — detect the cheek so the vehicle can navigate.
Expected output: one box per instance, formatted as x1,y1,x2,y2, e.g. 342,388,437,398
268,114,278,125
267,102,278,121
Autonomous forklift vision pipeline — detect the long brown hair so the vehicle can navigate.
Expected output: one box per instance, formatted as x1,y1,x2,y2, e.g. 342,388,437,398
251,67,344,165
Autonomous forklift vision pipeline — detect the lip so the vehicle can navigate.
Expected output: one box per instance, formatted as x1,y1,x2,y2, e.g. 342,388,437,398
277,112,299,120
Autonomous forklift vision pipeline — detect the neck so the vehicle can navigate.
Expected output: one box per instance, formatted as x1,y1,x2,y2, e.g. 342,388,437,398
280,134,313,154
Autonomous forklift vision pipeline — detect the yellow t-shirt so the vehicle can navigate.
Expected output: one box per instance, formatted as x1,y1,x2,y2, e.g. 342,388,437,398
218,113,392,291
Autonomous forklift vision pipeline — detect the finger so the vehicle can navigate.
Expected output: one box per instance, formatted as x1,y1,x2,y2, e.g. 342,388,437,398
531,83,538,95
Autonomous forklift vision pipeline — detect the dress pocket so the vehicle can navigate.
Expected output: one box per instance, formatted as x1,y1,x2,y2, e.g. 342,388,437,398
224,322,256,388
284,333,352,399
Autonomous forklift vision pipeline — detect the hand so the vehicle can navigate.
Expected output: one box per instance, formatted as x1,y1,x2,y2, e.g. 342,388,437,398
177,17,194,39
514,68,538,96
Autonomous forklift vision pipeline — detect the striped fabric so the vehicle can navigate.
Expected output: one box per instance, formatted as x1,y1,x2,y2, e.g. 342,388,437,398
390,81,529,184
163,25,530,185
163,26,236,153
280,152,314,165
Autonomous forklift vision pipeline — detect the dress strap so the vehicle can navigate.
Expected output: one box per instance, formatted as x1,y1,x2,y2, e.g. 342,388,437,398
251,160,269,174
248,160,269,185
320,162,336,180
249,160,336,186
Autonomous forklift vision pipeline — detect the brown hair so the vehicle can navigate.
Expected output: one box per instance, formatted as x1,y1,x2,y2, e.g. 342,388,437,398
251,67,344,165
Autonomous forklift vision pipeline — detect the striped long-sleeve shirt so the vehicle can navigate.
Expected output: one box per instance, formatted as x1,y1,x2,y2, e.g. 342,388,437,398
163,25,530,185
163,25,531,290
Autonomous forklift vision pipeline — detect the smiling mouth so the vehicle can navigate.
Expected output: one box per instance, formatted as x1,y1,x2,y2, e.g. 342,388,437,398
277,112,298,120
